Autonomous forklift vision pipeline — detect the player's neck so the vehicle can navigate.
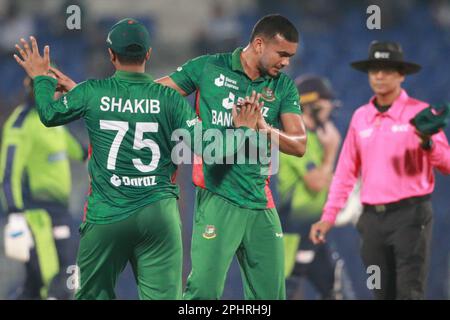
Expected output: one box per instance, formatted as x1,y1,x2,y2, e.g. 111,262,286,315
241,46,262,81
374,87,401,106
115,64,146,73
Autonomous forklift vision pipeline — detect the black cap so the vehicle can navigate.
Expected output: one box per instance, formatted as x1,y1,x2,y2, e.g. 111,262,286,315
351,41,421,75
295,74,337,105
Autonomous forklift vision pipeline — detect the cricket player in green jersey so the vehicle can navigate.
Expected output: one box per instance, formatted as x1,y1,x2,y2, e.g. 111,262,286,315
1,74,87,299
278,75,355,299
157,14,307,299
13,19,261,300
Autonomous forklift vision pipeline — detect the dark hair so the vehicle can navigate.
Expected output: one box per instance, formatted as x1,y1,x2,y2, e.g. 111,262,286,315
250,14,299,43
113,45,147,65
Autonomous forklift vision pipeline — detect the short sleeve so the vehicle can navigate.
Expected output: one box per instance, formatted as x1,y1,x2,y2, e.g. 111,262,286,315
280,77,302,115
169,55,209,95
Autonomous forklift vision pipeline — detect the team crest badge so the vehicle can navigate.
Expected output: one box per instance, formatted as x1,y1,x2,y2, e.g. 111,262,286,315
202,225,217,239
261,87,275,102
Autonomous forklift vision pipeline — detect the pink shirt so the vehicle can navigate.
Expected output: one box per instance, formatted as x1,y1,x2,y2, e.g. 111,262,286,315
321,90,450,224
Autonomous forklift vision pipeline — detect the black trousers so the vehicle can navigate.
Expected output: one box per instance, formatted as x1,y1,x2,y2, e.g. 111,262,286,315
287,242,341,299
356,198,433,300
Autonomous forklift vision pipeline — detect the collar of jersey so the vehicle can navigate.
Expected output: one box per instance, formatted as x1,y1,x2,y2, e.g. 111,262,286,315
366,89,409,123
231,47,278,82
113,70,153,83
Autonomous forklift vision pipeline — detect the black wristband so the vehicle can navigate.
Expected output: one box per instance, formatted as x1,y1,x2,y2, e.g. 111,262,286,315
421,138,433,151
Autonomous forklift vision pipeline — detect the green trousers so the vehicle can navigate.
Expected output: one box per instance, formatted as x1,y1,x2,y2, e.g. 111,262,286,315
184,188,285,300
75,197,182,300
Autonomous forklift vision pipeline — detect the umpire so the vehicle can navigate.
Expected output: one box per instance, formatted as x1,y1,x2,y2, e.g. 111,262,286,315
310,41,450,299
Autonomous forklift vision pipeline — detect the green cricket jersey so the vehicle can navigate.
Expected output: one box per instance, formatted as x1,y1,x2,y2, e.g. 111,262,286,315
32,70,250,224
170,47,302,209
0,103,86,214
278,131,327,219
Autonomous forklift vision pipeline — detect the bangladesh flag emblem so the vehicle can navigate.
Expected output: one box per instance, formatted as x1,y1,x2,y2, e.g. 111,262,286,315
261,87,275,102
202,225,217,239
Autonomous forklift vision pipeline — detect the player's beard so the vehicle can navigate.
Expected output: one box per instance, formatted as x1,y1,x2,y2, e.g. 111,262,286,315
258,64,275,78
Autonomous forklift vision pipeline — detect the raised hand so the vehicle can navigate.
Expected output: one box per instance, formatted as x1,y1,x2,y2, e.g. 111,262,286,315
317,121,341,155
14,36,50,79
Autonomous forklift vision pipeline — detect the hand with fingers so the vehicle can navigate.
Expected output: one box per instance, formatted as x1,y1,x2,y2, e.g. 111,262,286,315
256,107,270,132
232,90,263,129
317,121,341,155
14,36,50,79
239,90,262,108
240,91,269,132
49,66,77,93
309,220,333,245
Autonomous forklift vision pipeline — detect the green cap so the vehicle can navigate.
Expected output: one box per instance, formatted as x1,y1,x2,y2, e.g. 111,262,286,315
106,18,151,56
410,103,450,135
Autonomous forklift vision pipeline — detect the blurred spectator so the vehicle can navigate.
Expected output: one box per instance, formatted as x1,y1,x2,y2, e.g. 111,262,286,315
431,0,450,30
296,0,342,32
194,3,242,55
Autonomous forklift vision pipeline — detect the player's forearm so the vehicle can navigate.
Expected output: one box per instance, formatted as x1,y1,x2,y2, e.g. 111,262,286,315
320,148,360,224
33,75,62,127
303,168,332,192
34,76,84,127
263,126,306,157
155,76,189,96
189,124,258,160
429,139,450,174
320,177,357,225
